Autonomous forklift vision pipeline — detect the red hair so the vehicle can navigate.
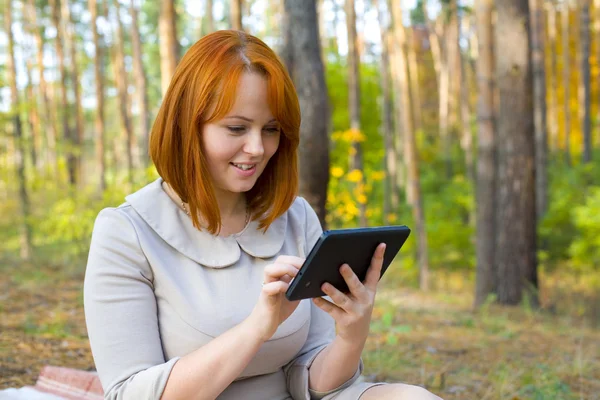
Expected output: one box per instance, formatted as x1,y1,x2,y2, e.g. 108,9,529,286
149,30,300,234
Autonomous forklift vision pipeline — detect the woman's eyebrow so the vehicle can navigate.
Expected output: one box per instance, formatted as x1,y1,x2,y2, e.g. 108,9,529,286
224,116,277,124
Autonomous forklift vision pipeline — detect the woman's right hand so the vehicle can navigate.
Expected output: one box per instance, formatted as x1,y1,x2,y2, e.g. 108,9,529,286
247,256,304,342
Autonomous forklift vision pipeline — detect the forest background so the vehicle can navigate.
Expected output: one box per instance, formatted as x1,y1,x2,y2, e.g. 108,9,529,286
1,0,599,398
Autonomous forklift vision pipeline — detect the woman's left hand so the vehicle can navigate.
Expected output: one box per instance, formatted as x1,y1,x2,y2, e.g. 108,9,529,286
312,243,387,346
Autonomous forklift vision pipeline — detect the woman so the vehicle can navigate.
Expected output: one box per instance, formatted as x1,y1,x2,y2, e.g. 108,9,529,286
83,30,442,400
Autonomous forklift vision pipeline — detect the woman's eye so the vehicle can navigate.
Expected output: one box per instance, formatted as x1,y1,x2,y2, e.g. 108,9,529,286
227,126,246,133
264,127,280,135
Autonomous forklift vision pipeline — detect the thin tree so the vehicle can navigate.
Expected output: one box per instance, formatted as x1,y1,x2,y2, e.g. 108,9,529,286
391,0,429,291
438,3,452,178
345,0,367,227
407,27,423,134
130,0,151,167
111,0,135,185
458,16,474,187
89,0,107,192
580,0,592,163
596,0,600,146
231,0,243,30
562,1,571,166
206,0,214,32
49,0,74,185
159,0,179,97
24,59,40,170
27,0,58,176
530,0,548,219
6,0,33,260
421,0,442,82
447,0,460,139
376,0,398,220
474,0,496,307
61,0,84,186
282,0,330,227
495,0,538,305
547,1,560,151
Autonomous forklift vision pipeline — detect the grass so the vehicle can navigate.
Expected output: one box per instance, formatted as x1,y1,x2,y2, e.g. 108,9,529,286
0,255,599,399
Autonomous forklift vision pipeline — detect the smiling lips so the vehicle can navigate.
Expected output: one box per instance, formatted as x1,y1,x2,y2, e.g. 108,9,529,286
231,163,256,171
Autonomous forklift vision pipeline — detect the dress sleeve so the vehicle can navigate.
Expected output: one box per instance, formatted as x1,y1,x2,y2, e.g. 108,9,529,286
283,198,363,400
83,208,180,400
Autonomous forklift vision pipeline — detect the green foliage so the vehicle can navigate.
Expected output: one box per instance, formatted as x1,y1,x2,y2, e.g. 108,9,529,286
539,158,600,272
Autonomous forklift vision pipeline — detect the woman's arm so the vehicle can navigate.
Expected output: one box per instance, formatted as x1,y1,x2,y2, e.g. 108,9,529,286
306,335,363,393
161,315,264,400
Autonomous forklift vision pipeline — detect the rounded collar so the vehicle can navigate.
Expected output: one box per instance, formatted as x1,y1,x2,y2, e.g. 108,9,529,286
125,178,288,268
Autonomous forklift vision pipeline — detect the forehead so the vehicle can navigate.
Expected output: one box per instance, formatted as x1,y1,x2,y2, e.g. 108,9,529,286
226,72,272,117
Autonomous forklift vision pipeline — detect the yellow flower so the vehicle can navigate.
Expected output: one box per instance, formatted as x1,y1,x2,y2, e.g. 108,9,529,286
387,213,398,223
357,194,367,204
370,171,386,181
331,166,344,178
346,169,363,183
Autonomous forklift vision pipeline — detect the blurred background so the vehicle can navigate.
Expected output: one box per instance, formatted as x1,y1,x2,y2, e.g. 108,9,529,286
1,0,599,398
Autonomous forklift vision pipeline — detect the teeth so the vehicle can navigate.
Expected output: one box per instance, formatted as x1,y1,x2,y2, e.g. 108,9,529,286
233,164,254,171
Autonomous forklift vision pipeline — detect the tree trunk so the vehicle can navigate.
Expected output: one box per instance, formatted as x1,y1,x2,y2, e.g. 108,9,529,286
283,0,330,228
562,3,571,166
580,0,592,163
547,3,559,151
6,0,33,260
438,16,452,179
377,0,398,220
407,27,423,134
530,0,548,220
206,0,214,33
231,0,243,30
112,0,135,185
24,60,40,170
458,18,474,187
345,0,367,227
447,0,460,135
421,0,442,81
61,0,84,186
28,0,58,176
49,0,74,185
474,0,496,308
89,0,107,192
388,28,405,194
159,0,179,97
596,0,600,147
391,0,429,291
130,0,151,167
495,0,538,306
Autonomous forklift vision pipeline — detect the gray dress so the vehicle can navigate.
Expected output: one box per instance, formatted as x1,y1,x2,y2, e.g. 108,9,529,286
83,178,385,400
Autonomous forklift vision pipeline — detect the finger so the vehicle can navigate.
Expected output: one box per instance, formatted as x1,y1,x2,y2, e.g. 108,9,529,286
261,280,289,296
321,281,354,312
339,264,368,300
281,274,292,284
263,263,299,283
274,255,305,269
312,297,344,320
364,243,386,290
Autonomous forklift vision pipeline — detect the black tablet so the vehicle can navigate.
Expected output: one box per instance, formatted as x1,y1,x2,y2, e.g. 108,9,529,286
285,225,411,301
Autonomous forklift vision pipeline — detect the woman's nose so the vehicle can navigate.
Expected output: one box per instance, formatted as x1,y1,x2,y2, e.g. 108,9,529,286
243,129,265,157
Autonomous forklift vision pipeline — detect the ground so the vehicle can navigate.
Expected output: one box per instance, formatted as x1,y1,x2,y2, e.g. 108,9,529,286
1,258,598,399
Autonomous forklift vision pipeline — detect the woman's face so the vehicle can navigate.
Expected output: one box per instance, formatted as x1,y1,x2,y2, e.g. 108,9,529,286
201,72,281,196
